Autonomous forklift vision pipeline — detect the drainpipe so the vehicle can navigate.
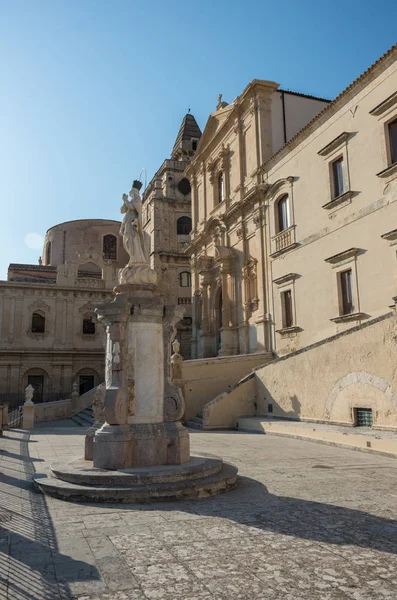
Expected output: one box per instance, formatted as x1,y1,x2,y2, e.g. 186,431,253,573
281,91,287,144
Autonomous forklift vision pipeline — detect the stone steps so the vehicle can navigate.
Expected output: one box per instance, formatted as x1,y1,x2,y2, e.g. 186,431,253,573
33,456,238,503
185,415,204,430
70,407,94,428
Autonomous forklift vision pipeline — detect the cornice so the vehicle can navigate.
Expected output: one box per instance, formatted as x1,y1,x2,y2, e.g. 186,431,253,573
324,247,359,264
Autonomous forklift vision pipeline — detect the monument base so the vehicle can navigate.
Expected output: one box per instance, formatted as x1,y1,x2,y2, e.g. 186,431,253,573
93,421,190,470
33,454,238,503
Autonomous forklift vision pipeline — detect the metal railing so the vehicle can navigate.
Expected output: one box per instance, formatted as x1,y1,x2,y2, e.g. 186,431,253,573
8,407,22,428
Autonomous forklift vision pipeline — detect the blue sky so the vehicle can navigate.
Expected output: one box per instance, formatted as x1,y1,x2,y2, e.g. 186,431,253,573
0,0,396,278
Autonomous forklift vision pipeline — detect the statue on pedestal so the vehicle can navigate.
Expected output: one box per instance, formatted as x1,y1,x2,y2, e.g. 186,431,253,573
119,181,147,265
118,180,157,286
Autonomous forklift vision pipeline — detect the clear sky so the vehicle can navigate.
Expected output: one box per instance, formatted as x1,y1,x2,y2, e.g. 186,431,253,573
0,0,396,279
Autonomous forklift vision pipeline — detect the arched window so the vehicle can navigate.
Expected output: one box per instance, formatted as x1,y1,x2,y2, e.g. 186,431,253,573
217,172,224,204
31,311,45,333
82,316,96,335
179,271,191,287
276,194,291,232
103,234,117,260
177,216,192,235
45,242,51,265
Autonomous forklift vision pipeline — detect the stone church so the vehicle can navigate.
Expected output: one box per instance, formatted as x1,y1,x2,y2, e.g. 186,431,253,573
0,113,201,406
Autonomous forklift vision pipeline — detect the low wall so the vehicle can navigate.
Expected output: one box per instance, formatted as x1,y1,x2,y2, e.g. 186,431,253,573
72,383,105,415
35,399,72,422
182,352,272,421
254,312,397,428
203,374,256,429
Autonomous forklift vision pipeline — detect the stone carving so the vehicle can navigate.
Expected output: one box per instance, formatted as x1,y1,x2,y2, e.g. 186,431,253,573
92,389,105,423
120,181,147,265
24,384,34,405
118,180,158,286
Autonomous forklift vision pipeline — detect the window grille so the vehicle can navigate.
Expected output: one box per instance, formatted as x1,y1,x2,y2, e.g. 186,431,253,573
355,408,373,427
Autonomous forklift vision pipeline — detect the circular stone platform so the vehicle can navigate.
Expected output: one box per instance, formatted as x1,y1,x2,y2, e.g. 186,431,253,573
33,455,238,503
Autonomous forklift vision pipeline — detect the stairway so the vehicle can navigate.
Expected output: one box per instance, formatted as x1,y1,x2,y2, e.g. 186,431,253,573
185,413,204,430
71,406,94,428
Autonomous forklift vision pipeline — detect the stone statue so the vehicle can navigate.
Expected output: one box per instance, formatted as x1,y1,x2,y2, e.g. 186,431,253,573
119,180,147,265
117,180,157,286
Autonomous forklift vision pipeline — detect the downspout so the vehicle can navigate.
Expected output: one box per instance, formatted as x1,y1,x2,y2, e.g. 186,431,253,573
281,91,287,144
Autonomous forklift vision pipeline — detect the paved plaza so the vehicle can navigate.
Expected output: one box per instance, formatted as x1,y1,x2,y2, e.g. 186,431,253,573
1,424,397,599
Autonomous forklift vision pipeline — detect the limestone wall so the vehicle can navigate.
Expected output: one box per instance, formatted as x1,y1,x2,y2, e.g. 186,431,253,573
254,311,397,428
202,374,256,429
182,352,271,420
35,399,72,422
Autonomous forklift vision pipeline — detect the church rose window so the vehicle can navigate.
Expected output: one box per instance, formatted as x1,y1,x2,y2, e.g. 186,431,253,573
103,234,117,260
177,216,192,235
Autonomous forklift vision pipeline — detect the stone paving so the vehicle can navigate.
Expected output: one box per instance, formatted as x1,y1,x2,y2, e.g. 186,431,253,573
1,423,397,599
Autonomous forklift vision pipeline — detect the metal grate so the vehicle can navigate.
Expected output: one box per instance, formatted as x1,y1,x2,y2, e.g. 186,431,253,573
356,408,373,427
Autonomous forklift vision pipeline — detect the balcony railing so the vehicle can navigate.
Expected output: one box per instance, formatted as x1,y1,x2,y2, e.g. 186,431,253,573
178,298,192,305
273,225,296,254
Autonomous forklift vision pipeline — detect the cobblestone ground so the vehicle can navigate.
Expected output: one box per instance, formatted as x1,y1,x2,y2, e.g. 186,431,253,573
1,425,397,599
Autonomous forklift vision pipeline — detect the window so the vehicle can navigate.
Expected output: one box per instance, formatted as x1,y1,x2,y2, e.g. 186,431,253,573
355,407,373,427
79,375,95,396
83,317,96,335
339,269,354,315
332,157,346,198
178,178,191,196
281,290,293,328
31,312,45,333
103,234,117,260
217,172,224,204
177,216,192,235
277,194,290,232
179,271,191,287
192,140,198,151
45,242,51,265
389,119,397,164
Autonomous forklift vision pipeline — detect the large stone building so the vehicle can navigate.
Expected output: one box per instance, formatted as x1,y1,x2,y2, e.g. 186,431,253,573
0,114,201,404
186,85,330,357
187,44,397,362
142,113,201,358
0,219,127,406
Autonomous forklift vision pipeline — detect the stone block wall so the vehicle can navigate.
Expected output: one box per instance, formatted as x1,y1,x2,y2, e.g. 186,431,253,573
254,311,397,428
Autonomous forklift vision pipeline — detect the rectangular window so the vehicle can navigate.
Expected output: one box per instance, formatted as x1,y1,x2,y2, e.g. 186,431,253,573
281,290,293,328
339,269,354,315
389,119,397,164
83,317,96,335
332,157,345,198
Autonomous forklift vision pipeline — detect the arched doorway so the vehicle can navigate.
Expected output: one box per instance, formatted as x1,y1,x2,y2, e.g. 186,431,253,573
75,368,100,396
23,368,49,403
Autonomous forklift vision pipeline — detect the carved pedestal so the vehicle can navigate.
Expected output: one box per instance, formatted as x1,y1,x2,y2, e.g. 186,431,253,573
93,283,188,470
